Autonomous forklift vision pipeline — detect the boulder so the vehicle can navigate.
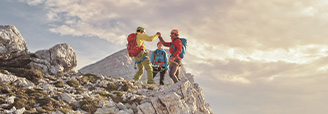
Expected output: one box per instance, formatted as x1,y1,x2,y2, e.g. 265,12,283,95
0,25,30,67
30,43,77,74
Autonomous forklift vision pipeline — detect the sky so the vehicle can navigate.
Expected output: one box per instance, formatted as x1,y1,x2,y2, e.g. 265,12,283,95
1,0,328,114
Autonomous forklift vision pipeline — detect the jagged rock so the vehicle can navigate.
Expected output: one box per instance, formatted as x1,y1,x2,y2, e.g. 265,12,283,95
14,78,35,89
16,107,26,114
3,107,25,114
0,69,212,114
117,102,127,110
94,107,119,114
51,111,64,114
5,96,15,104
61,92,76,104
117,109,134,114
0,25,30,68
30,43,77,74
136,79,213,114
0,72,35,89
103,100,116,108
0,72,18,84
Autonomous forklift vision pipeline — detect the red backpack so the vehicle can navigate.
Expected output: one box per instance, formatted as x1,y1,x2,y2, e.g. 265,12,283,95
127,33,143,57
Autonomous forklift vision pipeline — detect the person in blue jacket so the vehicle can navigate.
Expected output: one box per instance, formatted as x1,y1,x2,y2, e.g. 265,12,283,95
150,42,169,85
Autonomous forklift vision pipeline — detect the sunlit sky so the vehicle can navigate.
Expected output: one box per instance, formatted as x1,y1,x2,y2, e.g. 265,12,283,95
2,0,328,113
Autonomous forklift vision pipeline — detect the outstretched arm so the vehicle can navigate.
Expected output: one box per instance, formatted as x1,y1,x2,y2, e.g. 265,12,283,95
137,33,159,41
158,36,171,47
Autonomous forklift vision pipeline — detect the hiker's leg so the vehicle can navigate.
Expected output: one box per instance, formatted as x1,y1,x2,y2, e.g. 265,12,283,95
169,62,179,83
175,59,181,81
159,69,165,85
142,58,154,83
152,67,159,78
133,55,144,81
133,63,144,81
175,66,180,81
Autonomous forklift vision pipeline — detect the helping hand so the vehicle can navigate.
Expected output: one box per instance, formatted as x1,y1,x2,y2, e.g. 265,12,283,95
156,32,161,37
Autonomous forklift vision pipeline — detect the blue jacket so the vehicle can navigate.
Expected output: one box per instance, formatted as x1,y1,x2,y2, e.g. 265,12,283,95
150,49,169,70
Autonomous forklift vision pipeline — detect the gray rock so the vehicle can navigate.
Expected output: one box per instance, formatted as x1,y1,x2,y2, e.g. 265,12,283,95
136,80,213,114
116,102,127,110
61,92,76,104
0,73,18,84
49,43,77,71
137,103,156,114
3,107,25,114
94,107,119,114
0,25,30,67
14,78,35,89
5,96,15,104
117,110,133,114
51,110,64,114
15,107,26,114
104,100,116,108
30,43,77,74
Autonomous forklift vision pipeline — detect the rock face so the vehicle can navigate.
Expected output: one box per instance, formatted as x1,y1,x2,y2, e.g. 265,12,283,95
0,25,30,67
137,79,213,114
80,49,193,85
0,70,212,114
29,43,77,74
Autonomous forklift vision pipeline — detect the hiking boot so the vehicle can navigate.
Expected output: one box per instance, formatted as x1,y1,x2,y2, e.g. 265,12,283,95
147,81,155,84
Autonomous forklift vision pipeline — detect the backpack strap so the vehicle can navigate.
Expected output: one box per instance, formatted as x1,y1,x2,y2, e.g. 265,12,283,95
154,50,166,67
171,38,179,49
162,51,165,67
154,50,157,64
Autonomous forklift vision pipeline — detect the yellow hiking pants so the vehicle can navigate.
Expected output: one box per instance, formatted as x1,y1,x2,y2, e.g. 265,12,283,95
133,52,154,83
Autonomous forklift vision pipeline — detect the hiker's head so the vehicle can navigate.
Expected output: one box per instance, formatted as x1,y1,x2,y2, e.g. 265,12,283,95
170,29,179,38
136,26,145,33
157,42,163,49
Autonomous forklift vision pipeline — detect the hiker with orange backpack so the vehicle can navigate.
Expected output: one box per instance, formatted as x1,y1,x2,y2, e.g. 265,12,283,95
158,29,187,83
126,26,160,84
150,42,169,85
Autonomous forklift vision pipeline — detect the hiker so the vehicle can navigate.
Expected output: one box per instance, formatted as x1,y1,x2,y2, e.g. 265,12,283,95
150,42,169,85
127,26,160,84
158,29,186,83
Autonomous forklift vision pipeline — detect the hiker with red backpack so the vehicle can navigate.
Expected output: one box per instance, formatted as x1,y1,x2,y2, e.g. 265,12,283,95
158,29,187,83
150,42,169,85
127,26,160,84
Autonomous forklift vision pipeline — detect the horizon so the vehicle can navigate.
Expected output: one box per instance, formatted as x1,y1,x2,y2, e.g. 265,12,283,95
2,0,328,114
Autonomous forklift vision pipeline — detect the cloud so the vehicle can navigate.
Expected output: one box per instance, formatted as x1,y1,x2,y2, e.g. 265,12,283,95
192,55,328,113
19,0,45,6
18,0,328,49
